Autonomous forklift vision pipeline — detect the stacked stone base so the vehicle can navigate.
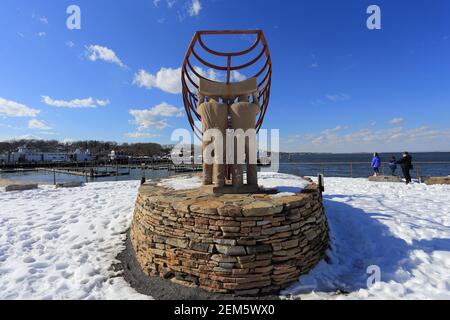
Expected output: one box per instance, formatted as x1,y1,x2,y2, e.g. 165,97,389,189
130,177,329,296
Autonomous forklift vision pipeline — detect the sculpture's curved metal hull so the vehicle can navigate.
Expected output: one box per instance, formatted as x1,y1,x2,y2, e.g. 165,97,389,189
181,30,272,136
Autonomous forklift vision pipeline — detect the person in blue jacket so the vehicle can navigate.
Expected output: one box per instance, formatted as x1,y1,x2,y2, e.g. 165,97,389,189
388,156,397,176
371,152,381,176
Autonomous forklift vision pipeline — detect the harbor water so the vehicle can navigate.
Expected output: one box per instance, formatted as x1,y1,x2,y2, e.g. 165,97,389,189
1,152,449,184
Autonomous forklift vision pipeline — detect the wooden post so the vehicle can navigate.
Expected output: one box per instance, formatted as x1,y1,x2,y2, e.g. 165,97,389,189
53,168,56,185
318,174,325,201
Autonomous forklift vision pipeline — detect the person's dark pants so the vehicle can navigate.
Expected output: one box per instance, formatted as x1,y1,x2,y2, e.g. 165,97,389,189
390,169,396,176
402,168,412,184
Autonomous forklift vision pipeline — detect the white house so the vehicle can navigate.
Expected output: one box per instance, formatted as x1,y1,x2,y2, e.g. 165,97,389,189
4,145,70,163
42,152,69,162
108,150,128,161
73,149,95,162
12,146,45,162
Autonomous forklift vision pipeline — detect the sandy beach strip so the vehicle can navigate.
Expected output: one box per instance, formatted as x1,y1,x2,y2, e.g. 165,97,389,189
0,178,50,187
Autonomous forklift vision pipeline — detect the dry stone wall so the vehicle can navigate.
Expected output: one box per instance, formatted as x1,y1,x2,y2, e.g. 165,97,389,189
130,177,329,295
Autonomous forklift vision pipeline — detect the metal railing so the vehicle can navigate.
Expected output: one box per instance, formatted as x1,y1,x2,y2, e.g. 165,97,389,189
278,161,450,179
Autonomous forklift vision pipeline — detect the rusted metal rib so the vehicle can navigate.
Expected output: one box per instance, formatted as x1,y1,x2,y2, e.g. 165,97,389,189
197,33,261,57
181,30,272,133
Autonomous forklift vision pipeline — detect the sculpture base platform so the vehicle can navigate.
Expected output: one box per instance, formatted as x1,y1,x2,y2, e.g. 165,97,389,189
200,184,262,194
130,174,329,296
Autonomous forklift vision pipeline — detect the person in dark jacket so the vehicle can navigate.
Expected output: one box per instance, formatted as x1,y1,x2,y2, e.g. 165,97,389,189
371,152,381,176
388,156,397,176
396,152,413,184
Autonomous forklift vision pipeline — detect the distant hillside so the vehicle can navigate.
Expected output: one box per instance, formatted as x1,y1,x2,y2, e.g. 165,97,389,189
0,139,169,157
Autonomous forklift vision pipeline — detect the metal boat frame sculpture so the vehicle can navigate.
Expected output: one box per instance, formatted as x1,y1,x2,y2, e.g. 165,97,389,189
181,30,272,137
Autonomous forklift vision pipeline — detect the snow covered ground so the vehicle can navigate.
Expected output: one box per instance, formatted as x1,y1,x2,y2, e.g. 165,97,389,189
0,181,148,300
283,178,450,300
159,172,311,194
1,175,449,299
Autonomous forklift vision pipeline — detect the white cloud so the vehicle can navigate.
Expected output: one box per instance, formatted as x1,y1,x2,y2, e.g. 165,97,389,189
284,125,450,153
177,10,185,22
231,70,247,82
133,67,182,94
129,102,183,131
41,96,110,108
188,0,202,16
37,32,46,37
389,117,404,125
85,45,126,68
39,131,58,136
321,125,350,135
194,66,221,82
0,123,21,130
326,93,350,102
66,41,75,48
40,16,48,24
155,0,176,9
28,119,52,130
17,32,25,38
150,102,183,117
125,132,160,139
17,134,43,141
310,62,319,68
0,97,40,117
133,66,219,94
166,0,176,8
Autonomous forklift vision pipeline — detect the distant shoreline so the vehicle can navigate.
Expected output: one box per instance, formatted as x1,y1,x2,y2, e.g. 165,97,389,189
280,151,450,155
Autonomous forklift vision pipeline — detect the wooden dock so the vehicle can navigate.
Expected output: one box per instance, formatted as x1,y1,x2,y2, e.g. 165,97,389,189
0,168,39,174
38,168,130,178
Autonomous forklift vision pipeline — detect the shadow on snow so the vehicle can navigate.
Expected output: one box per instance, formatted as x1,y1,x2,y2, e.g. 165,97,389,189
282,194,450,297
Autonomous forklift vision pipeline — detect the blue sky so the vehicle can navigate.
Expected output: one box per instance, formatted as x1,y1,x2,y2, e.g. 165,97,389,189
0,0,449,152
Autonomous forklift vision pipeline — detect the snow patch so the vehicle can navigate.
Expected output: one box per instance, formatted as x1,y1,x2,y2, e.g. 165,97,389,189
158,172,311,193
0,181,148,300
1,174,450,299
158,176,201,190
282,177,450,300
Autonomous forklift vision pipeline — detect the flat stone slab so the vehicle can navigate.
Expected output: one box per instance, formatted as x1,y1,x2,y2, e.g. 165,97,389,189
200,184,262,195
423,176,450,185
5,184,38,192
368,175,402,182
56,182,84,188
